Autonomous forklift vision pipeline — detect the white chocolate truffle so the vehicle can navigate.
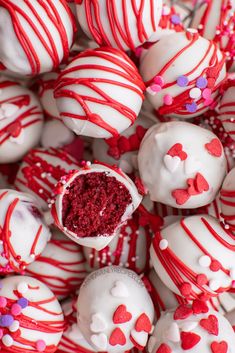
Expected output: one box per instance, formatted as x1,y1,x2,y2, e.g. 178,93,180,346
191,0,235,69
38,72,61,120
25,229,87,300
218,80,235,140
15,147,79,211
0,0,75,76
220,167,235,233
50,162,142,250
40,119,74,149
92,113,154,174
77,266,154,353
0,80,43,163
148,306,235,353
140,31,226,118
0,189,51,273
83,211,151,274
76,0,162,51
150,215,235,300
0,276,64,352
138,121,226,209
54,47,145,138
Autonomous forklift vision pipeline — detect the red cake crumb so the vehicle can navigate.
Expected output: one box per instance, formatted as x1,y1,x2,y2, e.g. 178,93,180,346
62,172,132,237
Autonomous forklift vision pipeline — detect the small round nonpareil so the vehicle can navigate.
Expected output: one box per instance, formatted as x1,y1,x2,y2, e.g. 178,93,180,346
77,266,154,353
54,47,145,138
138,121,226,209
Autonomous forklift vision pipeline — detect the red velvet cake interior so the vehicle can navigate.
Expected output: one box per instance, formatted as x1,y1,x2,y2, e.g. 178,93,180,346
62,172,132,237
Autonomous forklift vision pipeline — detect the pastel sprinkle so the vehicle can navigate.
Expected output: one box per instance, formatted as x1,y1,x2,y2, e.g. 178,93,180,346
171,14,181,25
202,88,212,100
11,303,22,316
36,340,46,352
177,75,189,87
2,334,13,347
17,298,28,309
164,94,173,105
0,315,14,328
17,282,28,294
9,320,20,332
150,84,162,93
189,87,201,99
185,102,197,113
0,296,7,308
196,77,207,89
153,75,164,87
159,239,168,250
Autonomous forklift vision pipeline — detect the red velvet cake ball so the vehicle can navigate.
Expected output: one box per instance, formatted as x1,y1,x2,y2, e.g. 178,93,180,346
50,162,142,250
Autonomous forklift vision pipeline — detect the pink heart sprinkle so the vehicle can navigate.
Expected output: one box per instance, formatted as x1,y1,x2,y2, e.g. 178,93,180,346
151,84,162,92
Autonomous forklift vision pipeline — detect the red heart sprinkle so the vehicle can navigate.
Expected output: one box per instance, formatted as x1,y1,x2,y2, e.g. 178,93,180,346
200,315,219,336
113,305,132,324
181,331,201,350
192,300,209,315
109,328,126,346
156,343,172,353
174,305,193,320
172,189,190,205
195,173,209,193
167,143,188,161
211,341,228,353
135,313,152,333
205,138,222,157
187,178,199,196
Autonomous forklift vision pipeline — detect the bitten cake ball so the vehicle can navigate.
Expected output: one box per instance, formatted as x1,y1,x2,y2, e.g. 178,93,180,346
15,147,79,211
75,0,162,51
218,79,235,141
150,215,235,300
220,166,235,233
191,0,235,69
140,30,226,118
138,121,226,208
0,79,43,163
148,305,235,353
50,162,142,250
0,276,64,352
25,229,87,300
83,211,151,274
54,47,145,138
0,189,51,273
77,266,154,353
0,0,75,76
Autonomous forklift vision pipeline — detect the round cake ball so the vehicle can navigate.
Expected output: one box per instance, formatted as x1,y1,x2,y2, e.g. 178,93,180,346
0,79,43,163
76,0,163,51
92,113,154,174
140,30,227,118
50,162,142,250
150,215,235,300
25,229,87,300
0,275,64,352
0,189,51,273
138,121,227,208
15,147,79,211
220,166,235,233
77,266,154,353
54,47,145,138
83,211,152,274
58,297,96,353
146,268,225,320
38,72,61,120
191,0,235,69
218,80,235,141
40,119,74,149
0,0,75,76
148,305,235,353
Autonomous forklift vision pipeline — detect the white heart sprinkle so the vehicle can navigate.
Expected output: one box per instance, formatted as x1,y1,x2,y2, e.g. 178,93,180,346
164,155,181,173
1,103,19,117
164,322,180,342
90,313,107,333
184,156,201,175
130,329,148,347
199,255,211,268
110,281,129,298
180,321,198,332
90,333,108,350
9,130,24,145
